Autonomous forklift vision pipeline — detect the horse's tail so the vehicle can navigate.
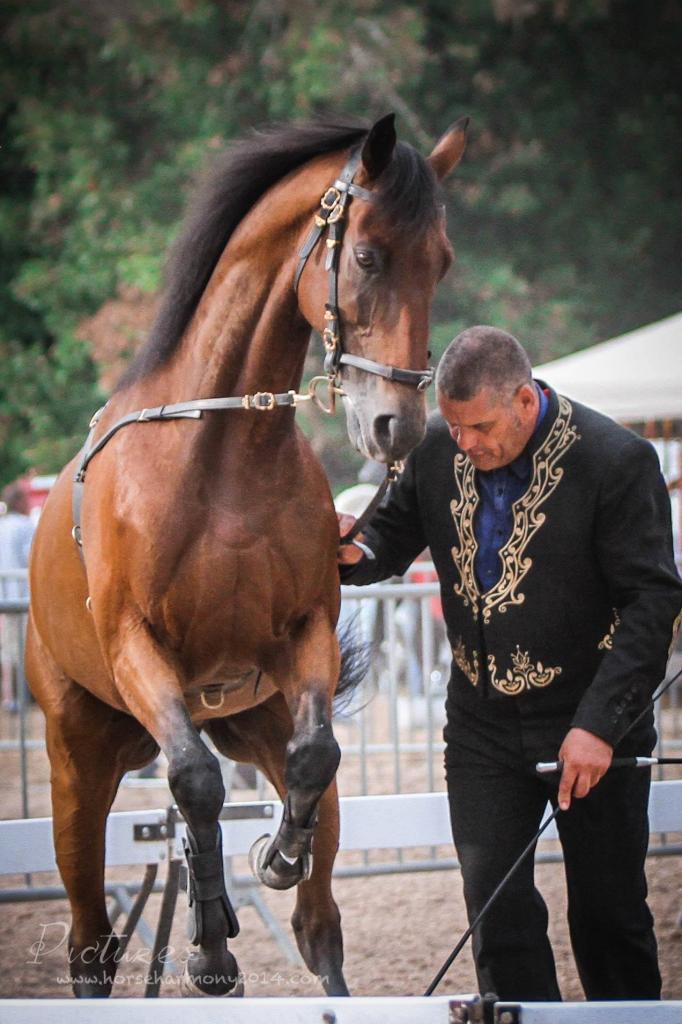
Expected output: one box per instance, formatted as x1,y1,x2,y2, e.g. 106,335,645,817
334,613,373,716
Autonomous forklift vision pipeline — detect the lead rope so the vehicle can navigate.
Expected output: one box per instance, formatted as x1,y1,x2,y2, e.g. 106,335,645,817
338,461,404,546
424,663,682,996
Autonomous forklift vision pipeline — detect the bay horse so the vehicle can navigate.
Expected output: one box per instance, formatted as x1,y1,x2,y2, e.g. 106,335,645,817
26,114,467,998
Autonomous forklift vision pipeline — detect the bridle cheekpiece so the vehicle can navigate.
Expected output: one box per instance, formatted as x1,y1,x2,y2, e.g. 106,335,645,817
295,147,434,415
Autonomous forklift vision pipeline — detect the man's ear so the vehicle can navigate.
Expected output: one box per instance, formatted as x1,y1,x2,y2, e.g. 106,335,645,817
517,380,538,414
427,117,469,180
361,113,397,181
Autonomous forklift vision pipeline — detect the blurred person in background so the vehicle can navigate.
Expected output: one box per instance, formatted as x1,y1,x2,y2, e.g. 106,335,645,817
0,482,35,713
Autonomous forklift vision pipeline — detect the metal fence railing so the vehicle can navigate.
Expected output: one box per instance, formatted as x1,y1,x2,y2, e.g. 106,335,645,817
1,570,681,869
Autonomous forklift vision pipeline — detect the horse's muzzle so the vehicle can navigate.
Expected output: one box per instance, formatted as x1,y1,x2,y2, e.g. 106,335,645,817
369,410,426,463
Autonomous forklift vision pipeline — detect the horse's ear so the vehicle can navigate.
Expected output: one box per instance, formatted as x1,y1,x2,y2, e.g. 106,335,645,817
427,116,469,180
361,113,397,181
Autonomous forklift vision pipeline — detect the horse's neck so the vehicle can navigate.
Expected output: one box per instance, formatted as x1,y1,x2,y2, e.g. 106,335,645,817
137,273,308,406
188,267,311,400
123,164,331,410
105,153,343,488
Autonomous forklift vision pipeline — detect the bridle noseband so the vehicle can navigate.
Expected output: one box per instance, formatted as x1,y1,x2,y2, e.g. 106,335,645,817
295,146,434,415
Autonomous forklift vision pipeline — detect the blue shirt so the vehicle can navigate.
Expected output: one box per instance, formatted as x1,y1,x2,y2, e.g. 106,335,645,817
473,384,548,591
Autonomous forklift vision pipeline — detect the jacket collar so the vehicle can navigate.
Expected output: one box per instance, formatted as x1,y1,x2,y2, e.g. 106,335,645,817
524,379,560,459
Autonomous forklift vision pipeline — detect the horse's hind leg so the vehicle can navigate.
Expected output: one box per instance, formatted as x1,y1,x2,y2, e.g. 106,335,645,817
108,619,240,996
26,630,158,997
206,621,350,995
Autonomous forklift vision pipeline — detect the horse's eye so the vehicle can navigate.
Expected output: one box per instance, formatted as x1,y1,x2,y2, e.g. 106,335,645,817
354,248,376,271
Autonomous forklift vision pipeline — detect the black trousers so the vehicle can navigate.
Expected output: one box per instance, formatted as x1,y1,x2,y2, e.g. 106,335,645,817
444,699,661,1001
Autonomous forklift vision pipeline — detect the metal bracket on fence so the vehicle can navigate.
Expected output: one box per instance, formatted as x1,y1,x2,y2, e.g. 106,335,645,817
133,820,175,841
495,1007,520,1024
449,993,495,1023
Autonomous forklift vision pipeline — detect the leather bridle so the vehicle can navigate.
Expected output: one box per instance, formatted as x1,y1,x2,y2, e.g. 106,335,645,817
72,145,434,552
295,146,434,416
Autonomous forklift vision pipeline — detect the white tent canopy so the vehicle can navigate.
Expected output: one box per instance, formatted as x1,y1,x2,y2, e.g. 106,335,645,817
534,312,682,422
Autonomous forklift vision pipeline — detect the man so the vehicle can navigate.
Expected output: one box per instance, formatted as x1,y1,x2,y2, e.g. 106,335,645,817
339,326,682,1001
0,483,35,712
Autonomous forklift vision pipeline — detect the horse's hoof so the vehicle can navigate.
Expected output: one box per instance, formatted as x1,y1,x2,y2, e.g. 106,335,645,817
181,949,243,997
70,932,119,998
248,832,312,890
180,967,244,998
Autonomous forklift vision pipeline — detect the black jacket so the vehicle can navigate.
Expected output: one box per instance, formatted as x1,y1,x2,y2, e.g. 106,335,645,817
341,385,682,745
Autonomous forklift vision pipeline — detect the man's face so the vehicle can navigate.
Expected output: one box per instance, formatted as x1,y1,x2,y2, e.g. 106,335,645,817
437,383,539,470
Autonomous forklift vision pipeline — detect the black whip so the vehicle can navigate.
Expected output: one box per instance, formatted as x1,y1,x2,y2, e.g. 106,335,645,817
537,755,682,773
424,663,682,996
423,804,561,996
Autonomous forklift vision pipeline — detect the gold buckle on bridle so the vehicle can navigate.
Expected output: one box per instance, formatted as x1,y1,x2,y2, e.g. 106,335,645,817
320,186,342,211
322,329,339,352
242,391,277,411
307,375,345,416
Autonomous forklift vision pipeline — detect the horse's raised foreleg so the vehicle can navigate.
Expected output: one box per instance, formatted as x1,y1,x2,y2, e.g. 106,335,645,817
246,606,342,895
206,612,349,995
248,686,340,891
208,702,349,995
108,619,240,996
27,627,158,998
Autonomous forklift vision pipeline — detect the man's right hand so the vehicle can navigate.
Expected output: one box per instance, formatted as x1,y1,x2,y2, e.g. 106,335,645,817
337,513,365,565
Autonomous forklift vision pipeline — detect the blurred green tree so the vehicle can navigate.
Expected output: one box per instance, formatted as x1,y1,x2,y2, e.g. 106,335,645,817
1,0,679,490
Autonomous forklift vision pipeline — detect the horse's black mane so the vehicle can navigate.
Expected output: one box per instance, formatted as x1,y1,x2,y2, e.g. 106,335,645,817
117,117,441,389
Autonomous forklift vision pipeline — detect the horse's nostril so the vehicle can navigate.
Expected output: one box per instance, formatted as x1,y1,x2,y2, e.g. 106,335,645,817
373,414,397,451
370,410,426,461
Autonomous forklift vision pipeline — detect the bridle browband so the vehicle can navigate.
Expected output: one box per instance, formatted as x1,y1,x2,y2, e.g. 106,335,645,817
71,144,433,553
295,146,434,415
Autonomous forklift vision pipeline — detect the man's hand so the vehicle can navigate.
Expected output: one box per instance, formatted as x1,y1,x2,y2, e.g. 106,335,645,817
337,513,365,565
557,727,613,811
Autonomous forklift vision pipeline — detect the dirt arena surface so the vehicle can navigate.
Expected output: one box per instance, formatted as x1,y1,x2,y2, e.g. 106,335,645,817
1,703,680,1002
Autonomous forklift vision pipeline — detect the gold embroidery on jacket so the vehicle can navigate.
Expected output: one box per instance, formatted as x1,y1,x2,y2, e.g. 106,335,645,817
452,637,480,686
487,646,562,696
480,395,580,622
449,395,581,624
450,454,480,619
598,609,622,651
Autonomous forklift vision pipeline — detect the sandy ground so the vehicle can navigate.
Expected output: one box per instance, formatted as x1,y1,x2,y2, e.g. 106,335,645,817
1,702,680,1002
